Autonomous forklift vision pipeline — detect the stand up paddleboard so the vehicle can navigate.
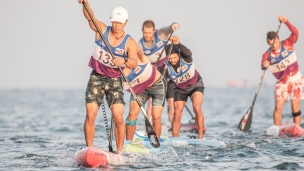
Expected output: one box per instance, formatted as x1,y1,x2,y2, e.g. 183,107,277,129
123,129,170,154
134,129,225,148
75,126,170,167
75,126,225,167
75,146,126,167
266,123,304,137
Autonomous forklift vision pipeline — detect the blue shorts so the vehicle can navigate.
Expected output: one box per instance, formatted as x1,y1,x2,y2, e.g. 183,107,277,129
130,77,166,107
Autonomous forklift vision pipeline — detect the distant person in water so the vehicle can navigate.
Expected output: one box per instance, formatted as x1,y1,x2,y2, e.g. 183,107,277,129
165,35,205,139
123,47,166,140
261,15,304,126
78,0,138,154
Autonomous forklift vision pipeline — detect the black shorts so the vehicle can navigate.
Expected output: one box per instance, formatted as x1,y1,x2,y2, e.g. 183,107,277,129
174,78,204,102
166,80,175,99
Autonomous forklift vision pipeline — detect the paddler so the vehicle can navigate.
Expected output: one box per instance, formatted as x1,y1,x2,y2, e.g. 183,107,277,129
124,47,166,140
164,35,205,139
261,15,303,126
78,0,138,154
137,20,179,123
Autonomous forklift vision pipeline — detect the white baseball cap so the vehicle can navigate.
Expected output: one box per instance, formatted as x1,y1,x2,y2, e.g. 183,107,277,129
110,7,128,23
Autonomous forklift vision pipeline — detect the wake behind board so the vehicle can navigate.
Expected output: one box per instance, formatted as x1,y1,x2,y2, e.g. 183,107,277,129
169,137,226,147
266,123,304,137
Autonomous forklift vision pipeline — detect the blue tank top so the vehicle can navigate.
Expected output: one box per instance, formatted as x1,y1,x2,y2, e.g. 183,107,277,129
139,30,167,67
268,40,299,79
167,58,198,89
88,26,131,78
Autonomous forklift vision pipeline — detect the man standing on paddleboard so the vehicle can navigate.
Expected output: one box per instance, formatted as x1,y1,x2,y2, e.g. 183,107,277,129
165,35,205,139
123,47,166,140
137,20,179,123
78,0,138,154
261,15,304,126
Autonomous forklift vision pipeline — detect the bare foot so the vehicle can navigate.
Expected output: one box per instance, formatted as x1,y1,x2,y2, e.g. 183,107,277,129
116,148,122,154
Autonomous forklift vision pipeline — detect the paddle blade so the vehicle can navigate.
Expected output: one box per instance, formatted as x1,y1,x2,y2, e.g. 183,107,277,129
238,106,253,132
144,118,160,148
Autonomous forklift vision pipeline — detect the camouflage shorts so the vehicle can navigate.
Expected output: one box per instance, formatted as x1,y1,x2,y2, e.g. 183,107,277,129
85,71,125,107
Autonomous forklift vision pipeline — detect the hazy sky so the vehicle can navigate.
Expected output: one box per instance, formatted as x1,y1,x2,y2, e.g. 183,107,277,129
1,0,304,89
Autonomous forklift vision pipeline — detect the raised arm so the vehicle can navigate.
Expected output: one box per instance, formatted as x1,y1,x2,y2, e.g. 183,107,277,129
157,22,179,40
178,43,192,61
79,0,106,37
282,19,298,46
170,35,193,62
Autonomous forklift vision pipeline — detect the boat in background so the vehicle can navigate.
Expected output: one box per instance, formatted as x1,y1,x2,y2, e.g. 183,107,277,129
266,123,304,137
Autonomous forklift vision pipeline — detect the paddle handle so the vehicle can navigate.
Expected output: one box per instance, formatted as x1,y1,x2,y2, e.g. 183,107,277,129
154,31,174,68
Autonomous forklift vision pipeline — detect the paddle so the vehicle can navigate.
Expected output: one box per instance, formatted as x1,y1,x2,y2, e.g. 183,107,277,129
82,2,160,148
162,39,196,121
109,117,114,151
238,21,282,132
101,101,113,152
162,41,174,76
185,105,195,120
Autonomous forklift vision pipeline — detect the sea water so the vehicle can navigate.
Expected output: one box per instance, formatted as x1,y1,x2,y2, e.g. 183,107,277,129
1,86,304,170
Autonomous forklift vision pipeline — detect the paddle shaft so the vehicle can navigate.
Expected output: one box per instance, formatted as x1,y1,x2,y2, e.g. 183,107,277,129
109,117,114,152
161,43,174,76
185,105,195,119
251,70,266,106
82,2,160,147
101,101,114,152
154,31,174,68
250,21,282,106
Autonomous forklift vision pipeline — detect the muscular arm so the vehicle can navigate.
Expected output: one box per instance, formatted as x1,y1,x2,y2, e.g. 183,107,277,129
82,2,106,39
178,43,193,63
137,42,142,49
283,20,298,47
261,51,270,70
125,38,139,69
156,22,178,40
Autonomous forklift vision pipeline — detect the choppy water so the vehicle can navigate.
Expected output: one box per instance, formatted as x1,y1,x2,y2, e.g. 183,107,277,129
1,86,304,170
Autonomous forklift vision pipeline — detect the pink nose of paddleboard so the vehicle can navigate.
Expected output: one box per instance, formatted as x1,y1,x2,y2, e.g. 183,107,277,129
279,124,304,137
75,147,109,167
